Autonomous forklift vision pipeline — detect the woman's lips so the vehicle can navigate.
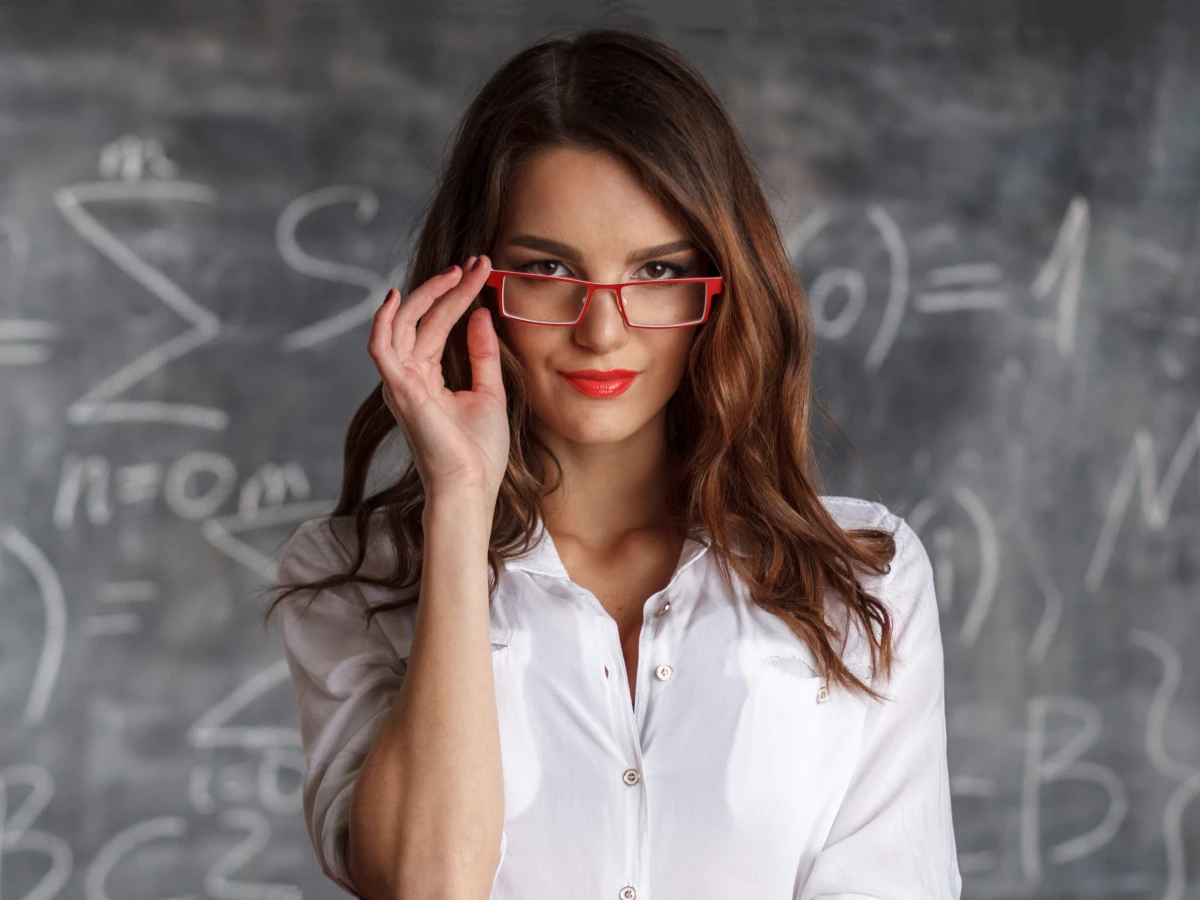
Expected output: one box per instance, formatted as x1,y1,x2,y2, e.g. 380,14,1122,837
559,372,638,397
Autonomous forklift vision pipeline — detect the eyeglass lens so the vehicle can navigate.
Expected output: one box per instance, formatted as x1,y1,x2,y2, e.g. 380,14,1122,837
500,275,707,326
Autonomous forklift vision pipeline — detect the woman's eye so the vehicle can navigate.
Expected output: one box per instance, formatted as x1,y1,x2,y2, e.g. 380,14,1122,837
637,260,687,280
518,259,569,277
516,259,686,280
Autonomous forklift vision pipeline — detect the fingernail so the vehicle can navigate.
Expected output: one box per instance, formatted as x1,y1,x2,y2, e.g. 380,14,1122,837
441,264,457,275
467,255,479,271
382,288,397,304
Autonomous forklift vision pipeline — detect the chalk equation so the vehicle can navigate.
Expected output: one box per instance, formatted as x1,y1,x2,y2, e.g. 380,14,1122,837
1,130,1196,900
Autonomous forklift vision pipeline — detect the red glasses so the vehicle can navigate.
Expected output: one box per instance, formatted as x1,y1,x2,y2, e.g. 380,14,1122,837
483,268,724,328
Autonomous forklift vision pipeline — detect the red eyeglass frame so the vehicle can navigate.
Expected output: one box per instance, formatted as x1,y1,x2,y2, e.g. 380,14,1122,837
482,268,724,328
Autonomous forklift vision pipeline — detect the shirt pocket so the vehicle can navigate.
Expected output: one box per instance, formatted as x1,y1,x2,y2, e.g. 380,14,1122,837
760,651,821,678
755,628,874,688
757,648,875,704
723,640,870,835
756,640,843,719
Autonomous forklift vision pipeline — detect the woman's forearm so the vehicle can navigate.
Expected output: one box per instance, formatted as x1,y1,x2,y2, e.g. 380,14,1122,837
346,491,504,900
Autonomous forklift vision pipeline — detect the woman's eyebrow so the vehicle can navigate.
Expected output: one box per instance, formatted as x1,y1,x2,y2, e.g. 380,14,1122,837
505,234,699,264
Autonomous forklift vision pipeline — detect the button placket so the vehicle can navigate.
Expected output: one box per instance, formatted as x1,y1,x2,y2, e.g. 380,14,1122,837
619,597,667,900
605,606,647,896
652,599,674,690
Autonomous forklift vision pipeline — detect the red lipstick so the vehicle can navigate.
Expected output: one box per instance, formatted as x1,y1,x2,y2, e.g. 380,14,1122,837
559,369,639,397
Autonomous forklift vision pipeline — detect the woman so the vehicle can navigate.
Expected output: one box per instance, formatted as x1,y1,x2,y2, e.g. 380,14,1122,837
265,26,961,900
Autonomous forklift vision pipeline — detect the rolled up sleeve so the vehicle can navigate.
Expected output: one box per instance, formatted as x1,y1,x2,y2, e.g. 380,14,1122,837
276,518,410,897
275,517,507,897
798,516,962,900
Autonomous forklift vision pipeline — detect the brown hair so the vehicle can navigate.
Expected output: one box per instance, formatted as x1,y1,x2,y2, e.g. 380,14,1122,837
260,26,898,700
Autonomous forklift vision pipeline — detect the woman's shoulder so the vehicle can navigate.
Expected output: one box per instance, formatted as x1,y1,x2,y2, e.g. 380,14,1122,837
817,494,928,570
818,493,897,534
277,510,401,584
817,495,939,665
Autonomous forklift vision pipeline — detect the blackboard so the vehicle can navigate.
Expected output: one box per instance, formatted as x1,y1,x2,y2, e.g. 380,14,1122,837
2,1,1197,897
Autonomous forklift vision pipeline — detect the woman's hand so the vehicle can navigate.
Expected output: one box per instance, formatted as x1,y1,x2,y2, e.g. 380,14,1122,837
368,254,510,502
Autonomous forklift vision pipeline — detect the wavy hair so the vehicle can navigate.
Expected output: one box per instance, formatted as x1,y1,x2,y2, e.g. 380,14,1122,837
260,26,898,700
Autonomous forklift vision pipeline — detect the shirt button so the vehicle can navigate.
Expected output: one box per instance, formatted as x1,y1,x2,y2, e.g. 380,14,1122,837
655,664,674,680
656,600,670,616
619,888,637,900
816,684,829,703
622,768,640,785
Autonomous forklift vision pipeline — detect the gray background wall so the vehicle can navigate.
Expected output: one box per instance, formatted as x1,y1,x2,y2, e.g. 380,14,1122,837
1,1,1198,897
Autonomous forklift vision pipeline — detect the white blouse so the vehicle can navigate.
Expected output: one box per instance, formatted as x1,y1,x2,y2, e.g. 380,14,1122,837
276,494,962,899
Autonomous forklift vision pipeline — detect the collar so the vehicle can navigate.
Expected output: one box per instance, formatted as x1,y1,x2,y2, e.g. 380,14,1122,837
502,516,714,579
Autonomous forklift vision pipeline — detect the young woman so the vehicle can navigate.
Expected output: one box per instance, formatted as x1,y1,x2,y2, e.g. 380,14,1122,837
265,27,961,900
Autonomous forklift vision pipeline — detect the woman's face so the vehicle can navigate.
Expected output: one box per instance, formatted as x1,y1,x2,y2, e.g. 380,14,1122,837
490,145,706,456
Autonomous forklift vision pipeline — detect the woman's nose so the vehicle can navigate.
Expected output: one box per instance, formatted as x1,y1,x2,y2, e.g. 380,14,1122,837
580,286,624,324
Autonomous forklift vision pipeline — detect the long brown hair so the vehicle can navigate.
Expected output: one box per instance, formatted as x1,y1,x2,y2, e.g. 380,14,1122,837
260,26,898,700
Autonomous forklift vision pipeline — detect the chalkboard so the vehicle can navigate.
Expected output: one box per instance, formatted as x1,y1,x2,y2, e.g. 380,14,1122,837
2,1,1197,898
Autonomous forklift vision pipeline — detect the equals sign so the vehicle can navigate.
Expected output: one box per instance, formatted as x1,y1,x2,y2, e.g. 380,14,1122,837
0,319,60,365
82,580,160,636
914,264,1008,313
